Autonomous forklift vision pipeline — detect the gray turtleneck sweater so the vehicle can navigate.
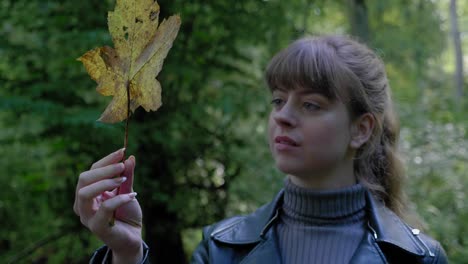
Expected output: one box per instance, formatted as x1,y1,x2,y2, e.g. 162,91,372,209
276,180,367,264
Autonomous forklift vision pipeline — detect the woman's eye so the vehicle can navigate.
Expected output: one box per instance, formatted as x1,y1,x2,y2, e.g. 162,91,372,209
303,102,321,111
271,98,284,106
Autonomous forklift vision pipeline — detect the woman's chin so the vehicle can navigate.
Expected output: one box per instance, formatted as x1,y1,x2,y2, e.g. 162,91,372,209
275,162,302,176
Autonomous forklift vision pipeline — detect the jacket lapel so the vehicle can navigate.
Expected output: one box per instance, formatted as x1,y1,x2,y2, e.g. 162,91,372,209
239,229,281,264
210,191,283,264
211,190,284,244
365,192,427,257
349,233,387,264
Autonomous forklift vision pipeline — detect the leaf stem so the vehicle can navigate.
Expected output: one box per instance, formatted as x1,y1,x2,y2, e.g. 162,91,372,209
109,81,131,227
124,80,130,152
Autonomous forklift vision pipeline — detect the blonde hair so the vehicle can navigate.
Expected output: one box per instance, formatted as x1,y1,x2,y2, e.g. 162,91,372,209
265,35,406,216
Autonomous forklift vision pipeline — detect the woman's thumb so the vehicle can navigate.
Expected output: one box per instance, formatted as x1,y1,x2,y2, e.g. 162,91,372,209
119,155,136,194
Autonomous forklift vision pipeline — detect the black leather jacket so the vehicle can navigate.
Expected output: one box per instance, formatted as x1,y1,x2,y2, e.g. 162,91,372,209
91,189,448,263
190,189,448,264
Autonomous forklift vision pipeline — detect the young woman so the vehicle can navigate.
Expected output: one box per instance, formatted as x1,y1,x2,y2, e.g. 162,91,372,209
74,35,448,263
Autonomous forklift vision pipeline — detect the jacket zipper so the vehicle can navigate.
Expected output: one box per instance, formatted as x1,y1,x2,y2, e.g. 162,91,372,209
367,221,378,239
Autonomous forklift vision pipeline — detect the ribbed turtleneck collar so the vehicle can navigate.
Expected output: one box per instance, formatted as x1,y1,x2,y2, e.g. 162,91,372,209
281,179,366,225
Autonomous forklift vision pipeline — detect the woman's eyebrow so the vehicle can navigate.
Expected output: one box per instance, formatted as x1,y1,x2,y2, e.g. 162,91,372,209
297,90,331,103
297,89,320,96
272,87,288,93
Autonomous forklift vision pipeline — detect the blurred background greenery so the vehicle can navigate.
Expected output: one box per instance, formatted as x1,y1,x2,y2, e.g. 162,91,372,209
0,0,467,263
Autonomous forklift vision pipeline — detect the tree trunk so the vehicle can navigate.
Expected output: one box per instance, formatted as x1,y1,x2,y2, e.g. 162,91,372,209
450,0,464,107
136,131,188,263
144,203,187,264
347,0,370,43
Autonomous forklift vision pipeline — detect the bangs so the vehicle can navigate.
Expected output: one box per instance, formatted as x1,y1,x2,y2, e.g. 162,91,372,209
265,37,345,100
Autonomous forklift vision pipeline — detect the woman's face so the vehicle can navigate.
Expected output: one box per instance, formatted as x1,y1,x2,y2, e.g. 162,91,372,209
268,87,355,182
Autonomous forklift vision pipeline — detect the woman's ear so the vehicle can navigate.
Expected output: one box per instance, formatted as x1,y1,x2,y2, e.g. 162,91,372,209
350,113,375,149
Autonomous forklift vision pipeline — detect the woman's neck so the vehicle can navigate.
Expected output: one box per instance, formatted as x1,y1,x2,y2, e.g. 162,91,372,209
287,158,357,190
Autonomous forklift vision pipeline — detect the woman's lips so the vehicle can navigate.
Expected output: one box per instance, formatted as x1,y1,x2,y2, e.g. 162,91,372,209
274,136,299,150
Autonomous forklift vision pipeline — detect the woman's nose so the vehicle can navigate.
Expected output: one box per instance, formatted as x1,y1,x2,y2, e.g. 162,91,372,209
273,104,298,128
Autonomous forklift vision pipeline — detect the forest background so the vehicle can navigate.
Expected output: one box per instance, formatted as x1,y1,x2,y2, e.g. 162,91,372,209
1,0,467,263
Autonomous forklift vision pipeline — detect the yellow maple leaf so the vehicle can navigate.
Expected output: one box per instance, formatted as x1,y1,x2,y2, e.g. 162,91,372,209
78,0,181,123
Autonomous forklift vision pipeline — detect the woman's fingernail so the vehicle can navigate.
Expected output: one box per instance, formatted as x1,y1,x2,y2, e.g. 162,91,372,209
128,192,137,199
115,177,127,183
115,148,125,155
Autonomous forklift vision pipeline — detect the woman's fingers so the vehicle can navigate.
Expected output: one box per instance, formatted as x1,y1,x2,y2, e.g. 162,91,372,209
74,152,139,230
101,189,118,201
78,163,125,189
78,177,127,203
77,177,127,218
88,192,138,234
120,156,136,194
74,163,125,215
91,148,125,170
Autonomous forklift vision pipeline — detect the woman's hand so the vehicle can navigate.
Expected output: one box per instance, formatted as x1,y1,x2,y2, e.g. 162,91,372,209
74,149,143,263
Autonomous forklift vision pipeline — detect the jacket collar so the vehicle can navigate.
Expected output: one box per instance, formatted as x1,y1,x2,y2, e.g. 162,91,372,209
365,191,426,256
211,188,426,257
210,190,284,244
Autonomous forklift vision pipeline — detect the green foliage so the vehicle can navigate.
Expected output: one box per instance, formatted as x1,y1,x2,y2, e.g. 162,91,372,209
401,120,468,262
0,0,141,262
